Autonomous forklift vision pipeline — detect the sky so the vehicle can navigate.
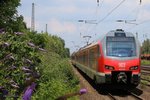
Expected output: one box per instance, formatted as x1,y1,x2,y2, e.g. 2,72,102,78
18,0,150,53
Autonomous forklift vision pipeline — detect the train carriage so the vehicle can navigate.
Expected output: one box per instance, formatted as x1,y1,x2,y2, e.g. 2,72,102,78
71,29,141,86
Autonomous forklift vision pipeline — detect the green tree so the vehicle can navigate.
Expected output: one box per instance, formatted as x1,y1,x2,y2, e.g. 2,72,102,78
141,39,150,54
0,0,26,31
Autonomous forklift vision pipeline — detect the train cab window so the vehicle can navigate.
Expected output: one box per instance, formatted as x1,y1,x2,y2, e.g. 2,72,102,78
106,37,136,57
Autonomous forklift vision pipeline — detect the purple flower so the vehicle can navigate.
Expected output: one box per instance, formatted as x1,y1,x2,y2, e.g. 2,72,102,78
14,32,24,35
22,82,36,100
11,84,19,88
22,67,32,73
27,42,35,47
5,54,15,60
9,56,15,60
0,87,8,95
79,88,87,95
0,28,5,34
2,89,8,95
3,42,10,47
9,65,17,70
38,48,46,52
25,59,32,64
10,80,19,88
5,53,12,58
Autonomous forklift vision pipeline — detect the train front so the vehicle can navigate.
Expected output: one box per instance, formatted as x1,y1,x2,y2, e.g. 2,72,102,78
101,29,140,86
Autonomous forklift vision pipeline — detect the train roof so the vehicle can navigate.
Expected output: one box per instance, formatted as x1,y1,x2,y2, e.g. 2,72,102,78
77,41,98,52
74,29,135,54
106,29,135,37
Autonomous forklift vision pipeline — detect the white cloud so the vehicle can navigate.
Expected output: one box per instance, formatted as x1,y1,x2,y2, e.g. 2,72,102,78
142,0,150,5
138,9,150,21
36,5,78,16
48,18,77,34
23,17,31,28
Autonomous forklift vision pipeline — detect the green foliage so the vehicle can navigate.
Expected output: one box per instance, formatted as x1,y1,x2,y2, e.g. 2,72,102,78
141,39,150,54
141,60,150,66
0,0,26,32
41,33,70,58
0,31,41,98
0,0,78,99
31,33,79,100
32,52,79,100
0,30,79,99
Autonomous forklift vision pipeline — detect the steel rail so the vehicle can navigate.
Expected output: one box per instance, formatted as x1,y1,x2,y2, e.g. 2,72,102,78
141,71,150,75
127,90,144,100
104,89,118,100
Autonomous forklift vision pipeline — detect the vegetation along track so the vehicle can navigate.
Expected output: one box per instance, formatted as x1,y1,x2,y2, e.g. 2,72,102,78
141,66,150,87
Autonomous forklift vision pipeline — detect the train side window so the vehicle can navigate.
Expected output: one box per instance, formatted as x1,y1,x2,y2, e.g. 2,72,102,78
89,49,95,68
83,51,86,66
89,45,99,70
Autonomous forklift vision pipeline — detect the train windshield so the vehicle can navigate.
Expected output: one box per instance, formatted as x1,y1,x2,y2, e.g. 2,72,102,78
106,37,136,57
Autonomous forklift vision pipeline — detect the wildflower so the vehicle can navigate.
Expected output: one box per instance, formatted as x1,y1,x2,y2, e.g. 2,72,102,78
9,65,17,70
22,67,32,73
0,28,5,34
24,59,32,64
14,32,24,35
38,48,46,52
5,54,15,60
79,88,87,95
27,42,35,47
10,80,19,89
22,82,36,100
3,42,10,47
11,84,19,89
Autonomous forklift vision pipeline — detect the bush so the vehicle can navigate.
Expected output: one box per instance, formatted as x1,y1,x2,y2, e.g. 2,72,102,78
0,31,79,100
32,51,79,100
0,31,41,99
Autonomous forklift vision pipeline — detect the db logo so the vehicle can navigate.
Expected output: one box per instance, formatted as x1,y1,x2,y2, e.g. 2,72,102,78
118,63,126,70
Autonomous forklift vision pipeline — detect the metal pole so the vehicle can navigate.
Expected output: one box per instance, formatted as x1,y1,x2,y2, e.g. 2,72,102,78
31,3,35,32
46,24,47,33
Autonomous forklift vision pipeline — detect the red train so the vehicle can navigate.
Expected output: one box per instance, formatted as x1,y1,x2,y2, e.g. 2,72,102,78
71,29,141,86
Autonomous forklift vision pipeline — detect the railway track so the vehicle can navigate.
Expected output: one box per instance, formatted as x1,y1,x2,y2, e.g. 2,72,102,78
73,64,149,100
141,71,150,75
141,78,150,82
127,89,144,100
103,89,117,100
141,66,150,75
141,66,150,71
103,87,144,100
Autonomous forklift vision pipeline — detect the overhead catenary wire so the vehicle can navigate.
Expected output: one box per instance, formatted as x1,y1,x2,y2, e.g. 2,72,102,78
95,0,104,20
97,0,126,24
78,0,104,40
118,0,142,31
82,0,105,37
86,0,126,37
78,0,142,45
126,19,150,31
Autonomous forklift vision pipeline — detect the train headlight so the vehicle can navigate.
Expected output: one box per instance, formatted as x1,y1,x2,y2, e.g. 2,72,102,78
130,66,138,70
105,65,114,70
